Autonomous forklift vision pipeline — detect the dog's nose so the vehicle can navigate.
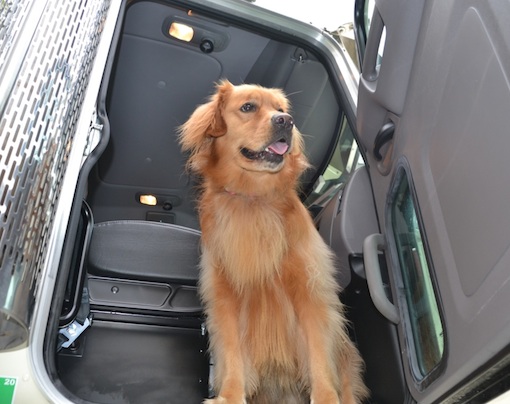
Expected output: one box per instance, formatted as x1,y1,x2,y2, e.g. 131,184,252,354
272,113,294,130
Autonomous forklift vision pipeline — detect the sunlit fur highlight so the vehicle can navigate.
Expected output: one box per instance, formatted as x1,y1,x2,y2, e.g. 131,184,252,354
179,80,368,403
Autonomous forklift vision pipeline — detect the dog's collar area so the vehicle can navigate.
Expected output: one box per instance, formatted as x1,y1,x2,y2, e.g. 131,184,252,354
224,187,237,196
223,187,258,199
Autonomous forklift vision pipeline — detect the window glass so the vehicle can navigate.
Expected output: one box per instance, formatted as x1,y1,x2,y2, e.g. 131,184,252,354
253,0,359,71
364,0,386,72
376,26,386,67
304,117,364,207
391,168,445,379
254,0,354,31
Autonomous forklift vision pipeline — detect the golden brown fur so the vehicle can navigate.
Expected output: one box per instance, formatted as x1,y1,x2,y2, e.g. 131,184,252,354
179,80,368,403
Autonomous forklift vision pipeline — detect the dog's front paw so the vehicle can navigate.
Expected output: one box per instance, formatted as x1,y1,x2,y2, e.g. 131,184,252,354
203,396,247,404
311,388,340,404
205,378,246,404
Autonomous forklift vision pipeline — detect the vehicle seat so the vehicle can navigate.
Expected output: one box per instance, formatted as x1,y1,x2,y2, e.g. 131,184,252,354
87,220,202,314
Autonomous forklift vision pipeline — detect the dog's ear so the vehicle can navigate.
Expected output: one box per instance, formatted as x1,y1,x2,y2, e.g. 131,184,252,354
289,129,311,175
179,80,233,152
178,80,234,172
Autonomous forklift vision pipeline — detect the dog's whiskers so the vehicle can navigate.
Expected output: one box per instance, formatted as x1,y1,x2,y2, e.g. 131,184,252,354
284,90,303,98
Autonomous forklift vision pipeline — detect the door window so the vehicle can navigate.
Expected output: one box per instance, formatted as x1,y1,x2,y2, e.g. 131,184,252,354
304,116,364,207
389,166,445,383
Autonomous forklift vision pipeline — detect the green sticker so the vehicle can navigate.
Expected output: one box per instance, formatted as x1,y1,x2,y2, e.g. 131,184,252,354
0,377,17,404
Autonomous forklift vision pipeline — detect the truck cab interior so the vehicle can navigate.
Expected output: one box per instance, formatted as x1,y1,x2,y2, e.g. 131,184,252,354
28,0,510,403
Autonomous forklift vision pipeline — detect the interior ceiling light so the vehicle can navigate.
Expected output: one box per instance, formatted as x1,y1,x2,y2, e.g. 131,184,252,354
169,22,194,42
139,194,158,206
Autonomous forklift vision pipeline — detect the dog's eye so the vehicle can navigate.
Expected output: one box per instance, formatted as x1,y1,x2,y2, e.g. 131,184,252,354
240,103,256,113
277,108,284,113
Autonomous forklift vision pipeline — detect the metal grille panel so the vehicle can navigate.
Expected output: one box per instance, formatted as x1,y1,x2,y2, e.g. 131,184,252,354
0,0,32,71
0,0,111,350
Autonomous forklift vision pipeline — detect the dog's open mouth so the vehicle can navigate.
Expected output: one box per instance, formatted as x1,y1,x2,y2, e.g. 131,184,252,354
240,139,290,165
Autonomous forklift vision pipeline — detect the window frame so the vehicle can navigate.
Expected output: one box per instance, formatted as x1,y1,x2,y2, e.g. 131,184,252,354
385,159,448,390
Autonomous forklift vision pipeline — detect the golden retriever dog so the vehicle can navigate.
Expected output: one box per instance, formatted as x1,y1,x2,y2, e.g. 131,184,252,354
179,80,368,404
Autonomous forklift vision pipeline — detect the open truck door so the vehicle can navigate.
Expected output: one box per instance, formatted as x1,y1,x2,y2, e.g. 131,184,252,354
355,0,510,402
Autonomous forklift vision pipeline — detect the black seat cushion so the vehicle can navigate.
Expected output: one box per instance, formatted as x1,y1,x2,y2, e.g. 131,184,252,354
87,221,201,284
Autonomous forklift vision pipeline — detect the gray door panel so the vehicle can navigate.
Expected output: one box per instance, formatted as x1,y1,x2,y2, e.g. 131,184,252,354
357,0,424,162
358,0,510,402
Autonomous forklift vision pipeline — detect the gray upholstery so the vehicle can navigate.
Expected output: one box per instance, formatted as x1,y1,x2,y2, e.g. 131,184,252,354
88,221,201,284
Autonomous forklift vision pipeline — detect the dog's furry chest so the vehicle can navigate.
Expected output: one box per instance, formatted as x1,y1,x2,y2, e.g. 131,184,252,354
200,195,290,288
239,283,302,369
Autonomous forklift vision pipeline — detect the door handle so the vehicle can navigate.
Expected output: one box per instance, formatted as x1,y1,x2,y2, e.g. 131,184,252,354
363,233,400,324
373,122,395,161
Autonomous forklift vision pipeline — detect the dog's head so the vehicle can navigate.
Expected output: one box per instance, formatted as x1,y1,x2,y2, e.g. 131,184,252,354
179,80,308,195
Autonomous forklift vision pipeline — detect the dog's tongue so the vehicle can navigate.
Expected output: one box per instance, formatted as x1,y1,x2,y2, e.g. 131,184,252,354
267,141,289,155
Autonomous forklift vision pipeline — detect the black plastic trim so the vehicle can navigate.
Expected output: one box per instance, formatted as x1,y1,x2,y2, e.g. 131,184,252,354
59,202,94,327
354,0,368,68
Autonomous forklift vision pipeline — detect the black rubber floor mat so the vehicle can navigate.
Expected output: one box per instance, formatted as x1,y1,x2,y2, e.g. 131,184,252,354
57,320,209,403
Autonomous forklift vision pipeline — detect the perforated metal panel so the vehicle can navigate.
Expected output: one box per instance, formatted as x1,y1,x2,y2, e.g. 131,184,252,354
0,0,32,70
0,0,111,350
